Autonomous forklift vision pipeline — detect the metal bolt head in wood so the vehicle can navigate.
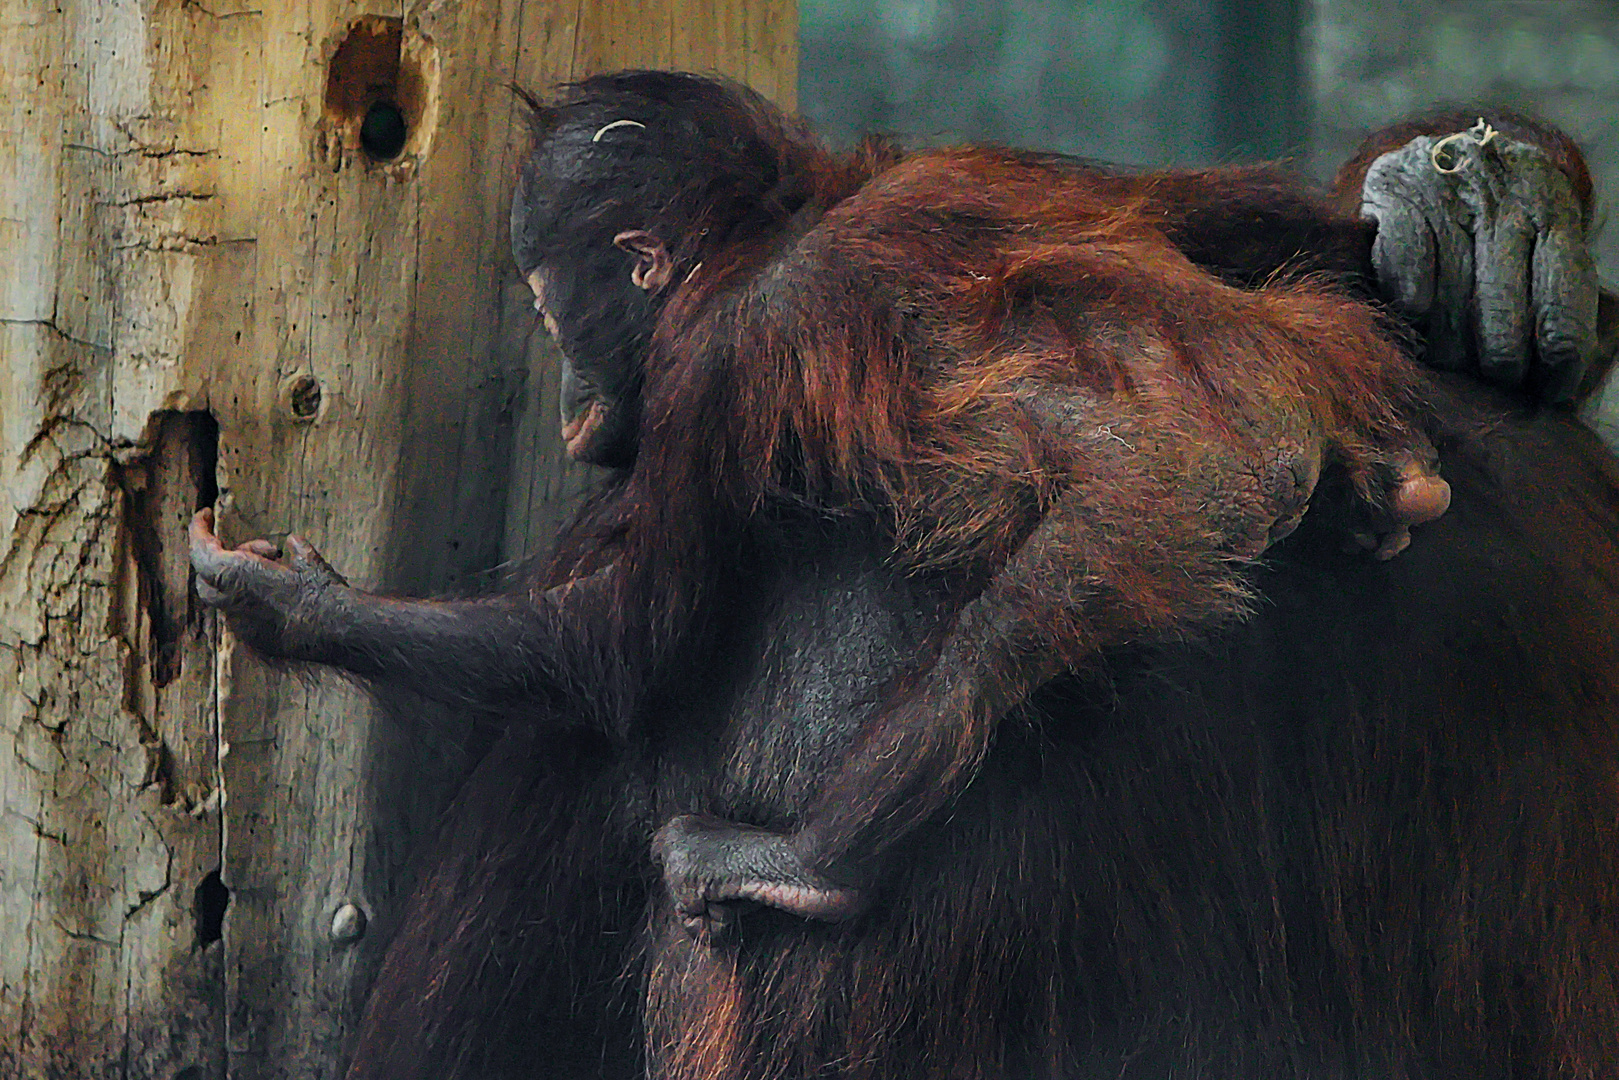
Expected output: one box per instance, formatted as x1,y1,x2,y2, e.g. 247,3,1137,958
330,902,367,944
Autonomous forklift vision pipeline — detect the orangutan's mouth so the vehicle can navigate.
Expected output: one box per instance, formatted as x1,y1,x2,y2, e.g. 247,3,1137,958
562,399,608,458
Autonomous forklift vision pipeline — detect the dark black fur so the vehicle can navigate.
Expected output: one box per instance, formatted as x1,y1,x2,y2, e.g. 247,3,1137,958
346,388,1619,1079
188,72,1619,1079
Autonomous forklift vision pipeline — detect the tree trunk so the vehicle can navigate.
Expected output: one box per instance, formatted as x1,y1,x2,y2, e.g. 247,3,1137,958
0,3,794,1077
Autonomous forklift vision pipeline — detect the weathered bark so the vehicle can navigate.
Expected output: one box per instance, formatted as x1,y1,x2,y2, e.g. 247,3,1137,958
0,2,794,1077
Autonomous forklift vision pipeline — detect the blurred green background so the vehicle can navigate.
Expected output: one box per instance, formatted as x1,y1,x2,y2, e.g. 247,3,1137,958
801,0,1303,165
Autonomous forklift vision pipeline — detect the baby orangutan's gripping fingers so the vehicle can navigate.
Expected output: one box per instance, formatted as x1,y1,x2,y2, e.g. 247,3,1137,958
1235,412,1449,563
1331,434,1452,561
652,814,866,938
189,508,350,660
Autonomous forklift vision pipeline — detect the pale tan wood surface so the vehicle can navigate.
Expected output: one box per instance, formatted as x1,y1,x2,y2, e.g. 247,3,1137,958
0,2,794,1076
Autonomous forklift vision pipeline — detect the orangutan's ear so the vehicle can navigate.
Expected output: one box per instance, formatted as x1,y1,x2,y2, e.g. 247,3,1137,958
613,230,674,291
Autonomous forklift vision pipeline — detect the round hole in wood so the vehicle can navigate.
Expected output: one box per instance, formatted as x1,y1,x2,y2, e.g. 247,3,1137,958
360,100,408,160
323,16,439,170
279,373,324,422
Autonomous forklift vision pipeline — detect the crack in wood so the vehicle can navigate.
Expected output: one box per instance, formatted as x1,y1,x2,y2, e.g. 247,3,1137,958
99,191,219,208
106,412,220,812
0,318,109,354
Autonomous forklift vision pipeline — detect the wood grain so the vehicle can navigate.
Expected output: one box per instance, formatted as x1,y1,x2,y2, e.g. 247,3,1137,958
0,1,795,1075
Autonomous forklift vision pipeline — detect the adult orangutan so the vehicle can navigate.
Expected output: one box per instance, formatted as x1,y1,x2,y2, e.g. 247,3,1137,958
192,73,1615,1079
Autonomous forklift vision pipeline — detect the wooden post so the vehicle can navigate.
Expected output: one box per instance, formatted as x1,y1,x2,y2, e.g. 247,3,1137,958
0,2,794,1077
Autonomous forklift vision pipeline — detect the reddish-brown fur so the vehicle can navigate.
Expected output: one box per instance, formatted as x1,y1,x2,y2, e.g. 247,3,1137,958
584,129,1433,906
519,86,1610,1080
626,146,1419,561
192,75,1618,1079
